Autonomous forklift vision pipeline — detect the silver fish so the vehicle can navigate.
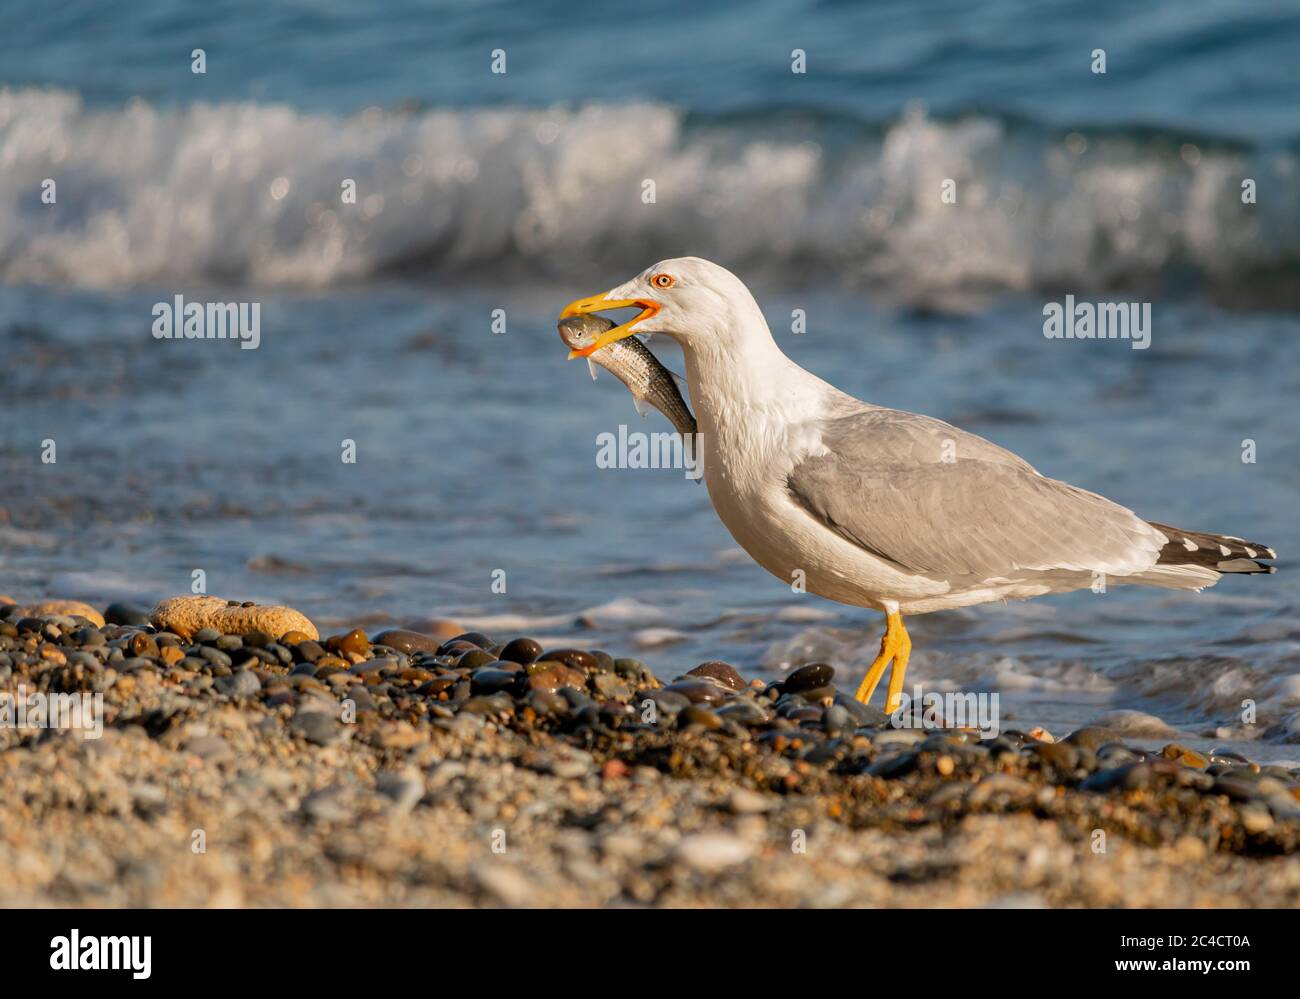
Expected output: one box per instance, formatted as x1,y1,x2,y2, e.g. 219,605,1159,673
558,315,697,438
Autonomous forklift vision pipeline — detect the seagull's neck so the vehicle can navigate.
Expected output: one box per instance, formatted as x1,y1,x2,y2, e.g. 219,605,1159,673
680,312,830,425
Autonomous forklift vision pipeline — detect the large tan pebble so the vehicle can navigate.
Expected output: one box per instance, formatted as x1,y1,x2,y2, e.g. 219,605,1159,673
25,599,106,627
0,594,16,605
150,595,318,641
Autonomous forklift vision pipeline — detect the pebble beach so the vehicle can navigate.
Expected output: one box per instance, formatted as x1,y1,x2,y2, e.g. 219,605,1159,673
1,594,1297,908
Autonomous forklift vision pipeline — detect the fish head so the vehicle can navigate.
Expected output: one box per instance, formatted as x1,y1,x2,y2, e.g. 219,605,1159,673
557,314,616,353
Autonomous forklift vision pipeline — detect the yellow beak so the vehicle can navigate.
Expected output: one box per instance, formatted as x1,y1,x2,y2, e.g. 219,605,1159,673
559,293,660,358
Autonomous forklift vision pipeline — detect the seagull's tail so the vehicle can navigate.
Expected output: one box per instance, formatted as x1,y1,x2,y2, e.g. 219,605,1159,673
1148,521,1278,575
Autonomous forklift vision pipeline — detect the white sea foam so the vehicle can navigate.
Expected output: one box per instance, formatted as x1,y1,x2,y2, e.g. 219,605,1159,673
3,89,1295,298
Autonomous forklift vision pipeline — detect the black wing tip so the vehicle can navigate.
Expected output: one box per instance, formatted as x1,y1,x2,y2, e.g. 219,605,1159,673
1148,521,1278,574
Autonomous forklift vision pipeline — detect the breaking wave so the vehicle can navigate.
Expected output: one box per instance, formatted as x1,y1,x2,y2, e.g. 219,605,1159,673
2,87,1298,301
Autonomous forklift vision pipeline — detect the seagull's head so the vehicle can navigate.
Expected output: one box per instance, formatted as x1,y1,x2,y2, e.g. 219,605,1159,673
559,256,765,359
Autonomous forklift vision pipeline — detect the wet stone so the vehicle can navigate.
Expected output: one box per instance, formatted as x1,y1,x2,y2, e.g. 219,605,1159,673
328,628,370,658
498,637,543,666
444,632,493,652
418,675,459,696
794,684,837,704
372,629,444,655
470,667,518,694
784,662,835,693
686,661,746,692
526,665,586,693
540,648,598,673
457,648,497,670
662,679,728,706
833,694,889,727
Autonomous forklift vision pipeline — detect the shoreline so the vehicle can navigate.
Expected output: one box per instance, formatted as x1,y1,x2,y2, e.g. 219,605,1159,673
1,596,1297,907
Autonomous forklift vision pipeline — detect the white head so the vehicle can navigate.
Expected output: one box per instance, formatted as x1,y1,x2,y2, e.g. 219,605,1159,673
559,256,773,362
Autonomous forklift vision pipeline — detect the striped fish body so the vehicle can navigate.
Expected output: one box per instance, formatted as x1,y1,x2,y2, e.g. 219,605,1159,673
558,316,697,438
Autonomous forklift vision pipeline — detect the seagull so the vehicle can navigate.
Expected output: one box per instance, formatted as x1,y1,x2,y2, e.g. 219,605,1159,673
560,257,1278,712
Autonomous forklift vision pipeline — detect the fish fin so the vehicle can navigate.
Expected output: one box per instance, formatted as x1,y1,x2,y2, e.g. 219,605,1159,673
586,358,599,382
632,396,649,419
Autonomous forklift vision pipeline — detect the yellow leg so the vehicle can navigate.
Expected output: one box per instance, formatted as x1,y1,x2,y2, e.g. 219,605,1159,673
883,625,911,713
854,611,911,710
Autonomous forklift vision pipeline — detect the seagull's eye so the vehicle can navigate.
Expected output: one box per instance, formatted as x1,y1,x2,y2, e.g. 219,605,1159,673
651,273,675,289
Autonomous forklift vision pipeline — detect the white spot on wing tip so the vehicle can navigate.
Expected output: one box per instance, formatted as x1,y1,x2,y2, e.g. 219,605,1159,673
1219,544,1231,556
1181,538,1198,552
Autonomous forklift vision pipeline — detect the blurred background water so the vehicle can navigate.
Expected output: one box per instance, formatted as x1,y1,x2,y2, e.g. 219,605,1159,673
1,0,1297,754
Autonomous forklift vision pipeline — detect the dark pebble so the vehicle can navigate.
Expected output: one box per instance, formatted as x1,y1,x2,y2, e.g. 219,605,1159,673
644,689,691,717
686,661,746,692
832,693,889,728
1064,726,1120,751
498,637,543,666
717,699,770,724
373,629,444,655
526,665,586,693
784,662,835,693
295,640,326,663
539,648,598,673
867,752,919,778
662,679,728,706
470,667,518,695
104,602,151,627
444,632,494,652
456,648,497,670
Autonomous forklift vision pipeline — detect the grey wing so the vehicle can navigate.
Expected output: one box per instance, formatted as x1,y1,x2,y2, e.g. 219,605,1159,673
787,408,1164,579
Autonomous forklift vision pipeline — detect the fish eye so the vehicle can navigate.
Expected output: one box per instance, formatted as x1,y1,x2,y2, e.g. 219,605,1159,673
651,273,675,289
